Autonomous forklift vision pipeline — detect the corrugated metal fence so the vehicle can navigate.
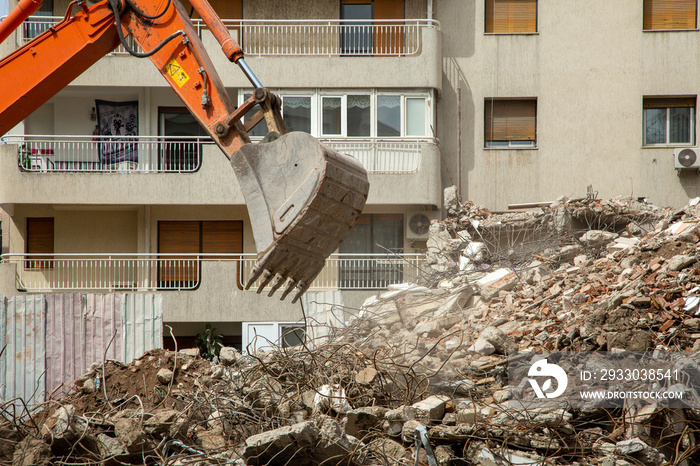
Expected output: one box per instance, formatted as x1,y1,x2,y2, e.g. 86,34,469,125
1,293,162,408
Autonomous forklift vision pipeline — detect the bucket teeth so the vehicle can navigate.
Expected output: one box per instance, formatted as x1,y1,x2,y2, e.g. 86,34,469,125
256,269,274,294
245,265,264,290
267,273,286,297
291,282,309,304
279,278,297,301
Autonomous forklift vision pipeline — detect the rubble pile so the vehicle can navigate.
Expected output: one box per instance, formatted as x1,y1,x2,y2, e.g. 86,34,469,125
4,192,700,465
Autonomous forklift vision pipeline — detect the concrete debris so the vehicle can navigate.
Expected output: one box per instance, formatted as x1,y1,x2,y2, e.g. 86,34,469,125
5,192,700,465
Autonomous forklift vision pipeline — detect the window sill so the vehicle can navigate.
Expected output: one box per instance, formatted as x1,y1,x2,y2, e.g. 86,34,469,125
643,28,698,33
484,32,539,36
642,144,695,149
484,146,538,151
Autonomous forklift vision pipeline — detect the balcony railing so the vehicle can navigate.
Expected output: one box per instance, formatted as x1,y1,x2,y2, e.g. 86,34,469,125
3,135,207,173
2,135,435,173
3,253,425,292
18,17,438,57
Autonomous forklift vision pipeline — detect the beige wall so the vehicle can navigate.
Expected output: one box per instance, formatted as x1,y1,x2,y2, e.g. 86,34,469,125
7,205,138,254
438,0,700,210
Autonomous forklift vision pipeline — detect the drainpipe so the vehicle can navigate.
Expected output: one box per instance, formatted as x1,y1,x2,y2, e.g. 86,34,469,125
427,0,433,20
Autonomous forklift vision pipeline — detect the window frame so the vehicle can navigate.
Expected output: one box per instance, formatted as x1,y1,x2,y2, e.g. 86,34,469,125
239,89,432,139
643,0,698,32
484,98,538,149
484,0,538,35
642,96,696,147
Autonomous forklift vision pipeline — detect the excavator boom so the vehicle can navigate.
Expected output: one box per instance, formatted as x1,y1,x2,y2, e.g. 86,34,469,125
0,0,369,302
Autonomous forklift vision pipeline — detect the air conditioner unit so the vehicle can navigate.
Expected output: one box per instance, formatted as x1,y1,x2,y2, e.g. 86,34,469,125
674,148,700,169
406,211,439,239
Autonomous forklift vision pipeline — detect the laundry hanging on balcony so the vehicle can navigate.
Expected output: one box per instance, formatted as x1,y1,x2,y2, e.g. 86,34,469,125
95,100,138,165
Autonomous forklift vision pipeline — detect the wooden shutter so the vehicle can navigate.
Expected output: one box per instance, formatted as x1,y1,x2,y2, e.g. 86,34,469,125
202,221,243,259
158,221,199,284
644,0,696,30
644,97,696,108
485,0,537,33
374,0,405,55
26,218,53,269
485,99,536,142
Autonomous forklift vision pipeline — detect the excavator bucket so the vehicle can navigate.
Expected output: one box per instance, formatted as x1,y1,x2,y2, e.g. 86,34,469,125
232,131,369,303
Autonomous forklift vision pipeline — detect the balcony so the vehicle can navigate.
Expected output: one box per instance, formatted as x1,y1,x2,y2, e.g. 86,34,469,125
16,17,438,57
2,253,425,292
3,135,434,174
5,135,206,173
0,136,442,205
9,17,442,89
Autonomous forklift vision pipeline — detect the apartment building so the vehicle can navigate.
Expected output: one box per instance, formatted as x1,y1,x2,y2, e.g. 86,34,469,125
0,0,441,350
2,0,700,349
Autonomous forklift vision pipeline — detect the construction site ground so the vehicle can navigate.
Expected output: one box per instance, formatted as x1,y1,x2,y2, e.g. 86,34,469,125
5,190,700,465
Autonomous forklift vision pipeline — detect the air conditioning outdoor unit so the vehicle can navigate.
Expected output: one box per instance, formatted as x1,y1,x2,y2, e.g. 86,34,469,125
674,148,700,170
406,211,439,239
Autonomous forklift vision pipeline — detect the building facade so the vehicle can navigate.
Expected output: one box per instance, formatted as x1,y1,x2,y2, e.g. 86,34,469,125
1,0,700,349
0,0,441,350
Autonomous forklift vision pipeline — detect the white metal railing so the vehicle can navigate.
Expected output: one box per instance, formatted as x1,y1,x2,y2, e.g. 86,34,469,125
3,135,209,173
18,17,438,57
240,253,424,291
3,253,424,292
2,135,435,174
322,137,433,173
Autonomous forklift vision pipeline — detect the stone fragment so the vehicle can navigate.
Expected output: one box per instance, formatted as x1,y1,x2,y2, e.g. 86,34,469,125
667,254,697,271
477,269,519,301
313,384,352,413
178,348,200,357
315,416,362,464
478,326,508,354
97,433,126,459
12,437,51,466
244,421,319,464
369,438,409,461
114,418,146,453
400,419,423,443
579,230,618,246
355,367,378,385
444,185,460,216
197,427,227,451
468,338,495,356
156,368,174,384
219,346,244,366
144,409,180,435
344,407,387,439
411,395,449,423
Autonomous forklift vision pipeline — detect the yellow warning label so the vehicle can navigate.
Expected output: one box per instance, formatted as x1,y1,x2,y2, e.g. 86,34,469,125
164,59,189,88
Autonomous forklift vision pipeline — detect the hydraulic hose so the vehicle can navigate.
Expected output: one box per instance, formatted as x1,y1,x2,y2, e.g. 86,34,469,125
108,0,184,58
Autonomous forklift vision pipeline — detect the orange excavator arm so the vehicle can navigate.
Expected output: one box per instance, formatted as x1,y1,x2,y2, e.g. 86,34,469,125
0,0,369,302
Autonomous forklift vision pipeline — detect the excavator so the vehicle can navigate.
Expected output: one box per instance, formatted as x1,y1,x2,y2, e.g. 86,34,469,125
0,0,370,303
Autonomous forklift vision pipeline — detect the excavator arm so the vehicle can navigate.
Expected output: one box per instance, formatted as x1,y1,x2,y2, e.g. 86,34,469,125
0,0,369,302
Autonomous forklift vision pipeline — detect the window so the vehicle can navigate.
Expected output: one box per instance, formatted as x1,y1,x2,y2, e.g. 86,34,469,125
485,0,537,34
643,97,696,145
340,214,404,288
26,218,54,269
484,98,537,148
159,107,205,171
341,2,373,55
341,0,405,55
644,0,697,31
239,90,430,138
158,221,243,288
281,96,312,133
